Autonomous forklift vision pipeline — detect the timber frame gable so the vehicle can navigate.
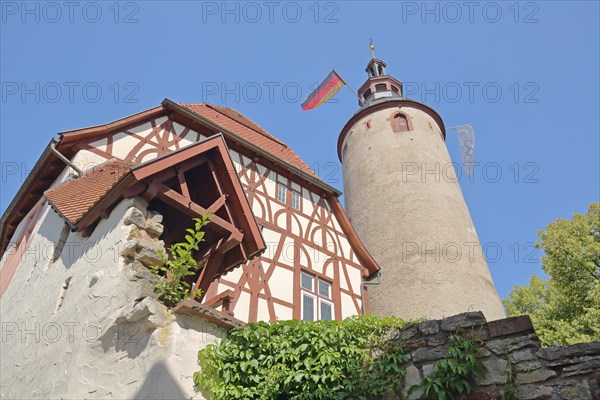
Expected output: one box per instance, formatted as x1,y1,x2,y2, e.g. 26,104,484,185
0,99,380,322
43,135,265,298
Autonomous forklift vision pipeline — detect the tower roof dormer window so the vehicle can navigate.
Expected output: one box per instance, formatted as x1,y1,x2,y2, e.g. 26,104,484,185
367,58,387,78
358,54,403,107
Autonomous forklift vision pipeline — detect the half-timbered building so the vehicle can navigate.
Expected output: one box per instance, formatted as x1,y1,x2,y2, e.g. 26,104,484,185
0,99,379,324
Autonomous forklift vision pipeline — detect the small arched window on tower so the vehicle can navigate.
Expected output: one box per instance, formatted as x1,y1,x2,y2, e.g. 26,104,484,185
362,88,371,102
375,83,387,92
391,113,410,133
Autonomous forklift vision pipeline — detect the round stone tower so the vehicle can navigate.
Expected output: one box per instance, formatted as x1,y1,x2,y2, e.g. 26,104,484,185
339,56,505,321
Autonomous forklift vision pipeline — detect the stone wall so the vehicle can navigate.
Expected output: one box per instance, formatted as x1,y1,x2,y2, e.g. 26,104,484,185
384,312,600,400
0,198,238,399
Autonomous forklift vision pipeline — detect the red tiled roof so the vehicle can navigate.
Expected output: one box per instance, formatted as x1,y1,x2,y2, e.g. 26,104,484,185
180,103,316,177
208,104,282,143
44,160,132,225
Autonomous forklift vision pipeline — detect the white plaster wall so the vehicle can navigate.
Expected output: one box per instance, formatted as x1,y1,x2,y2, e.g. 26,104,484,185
111,130,147,160
48,150,108,190
268,267,294,303
341,292,356,319
347,266,363,292
87,117,205,164
0,199,226,399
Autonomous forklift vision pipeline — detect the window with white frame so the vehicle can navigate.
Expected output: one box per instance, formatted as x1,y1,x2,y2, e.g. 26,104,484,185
300,271,333,321
291,191,301,210
277,183,286,203
301,271,313,291
320,300,333,321
318,279,331,298
302,292,316,322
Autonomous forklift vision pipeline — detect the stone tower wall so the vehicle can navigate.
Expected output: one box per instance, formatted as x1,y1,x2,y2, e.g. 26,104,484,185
341,104,505,321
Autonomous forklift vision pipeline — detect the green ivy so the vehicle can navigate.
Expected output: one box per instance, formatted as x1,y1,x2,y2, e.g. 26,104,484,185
149,213,211,307
502,347,521,400
409,333,483,399
193,316,407,400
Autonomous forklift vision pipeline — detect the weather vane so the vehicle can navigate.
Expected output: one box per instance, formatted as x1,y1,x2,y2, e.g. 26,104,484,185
369,38,376,59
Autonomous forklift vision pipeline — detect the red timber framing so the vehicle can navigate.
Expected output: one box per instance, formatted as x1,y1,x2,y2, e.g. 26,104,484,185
0,201,46,296
44,135,265,300
202,152,375,322
1,100,340,254
0,99,379,321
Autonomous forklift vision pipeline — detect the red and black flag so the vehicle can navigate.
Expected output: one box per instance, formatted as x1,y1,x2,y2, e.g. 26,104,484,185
301,70,345,111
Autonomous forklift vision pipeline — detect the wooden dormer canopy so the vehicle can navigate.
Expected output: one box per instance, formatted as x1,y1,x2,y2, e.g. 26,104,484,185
44,134,266,295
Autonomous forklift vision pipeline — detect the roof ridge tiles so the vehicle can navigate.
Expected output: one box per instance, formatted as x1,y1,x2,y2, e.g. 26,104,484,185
178,103,317,177
186,103,288,146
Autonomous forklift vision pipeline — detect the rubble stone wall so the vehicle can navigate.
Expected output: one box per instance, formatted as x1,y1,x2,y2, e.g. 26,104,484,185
384,312,600,400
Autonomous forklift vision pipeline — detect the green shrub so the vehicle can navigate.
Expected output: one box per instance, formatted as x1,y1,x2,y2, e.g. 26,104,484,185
194,316,406,400
149,213,211,307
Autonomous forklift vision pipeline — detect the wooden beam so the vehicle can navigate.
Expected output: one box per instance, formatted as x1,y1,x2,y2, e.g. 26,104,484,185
194,238,224,266
177,169,191,200
131,151,209,181
207,194,227,213
208,162,237,226
221,232,241,253
59,106,166,143
123,182,147,199
142,181,160,203
155,182,243,243
194,241,225,300
208,161,247,257
203,289,234,309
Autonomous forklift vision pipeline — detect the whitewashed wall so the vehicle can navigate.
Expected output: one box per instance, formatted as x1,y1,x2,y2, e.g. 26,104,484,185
0,199,225,399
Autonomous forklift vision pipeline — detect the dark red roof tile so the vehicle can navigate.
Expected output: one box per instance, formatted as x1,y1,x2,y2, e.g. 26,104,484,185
44,160,132,224
180,103,317,177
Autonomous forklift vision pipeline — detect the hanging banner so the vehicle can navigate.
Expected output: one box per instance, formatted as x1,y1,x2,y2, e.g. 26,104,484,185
455,125,476,177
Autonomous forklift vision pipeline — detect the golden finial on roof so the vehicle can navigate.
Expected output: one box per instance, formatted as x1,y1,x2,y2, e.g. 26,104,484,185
369,38,376,59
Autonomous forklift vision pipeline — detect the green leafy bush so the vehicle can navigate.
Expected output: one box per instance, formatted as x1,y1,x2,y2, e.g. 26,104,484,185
149,213,211,307
194,316,406,400
409,333,483,399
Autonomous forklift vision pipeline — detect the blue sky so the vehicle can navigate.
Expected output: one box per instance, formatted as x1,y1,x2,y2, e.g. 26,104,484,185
1,1,599,300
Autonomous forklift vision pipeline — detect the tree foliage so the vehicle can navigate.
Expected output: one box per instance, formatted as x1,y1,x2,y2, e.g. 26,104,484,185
503,202,600,346
149,213,211,307
194,317,407,400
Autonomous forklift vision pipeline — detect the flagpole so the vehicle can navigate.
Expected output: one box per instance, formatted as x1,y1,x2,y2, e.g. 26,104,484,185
446,124,473,131
333,68,364,106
